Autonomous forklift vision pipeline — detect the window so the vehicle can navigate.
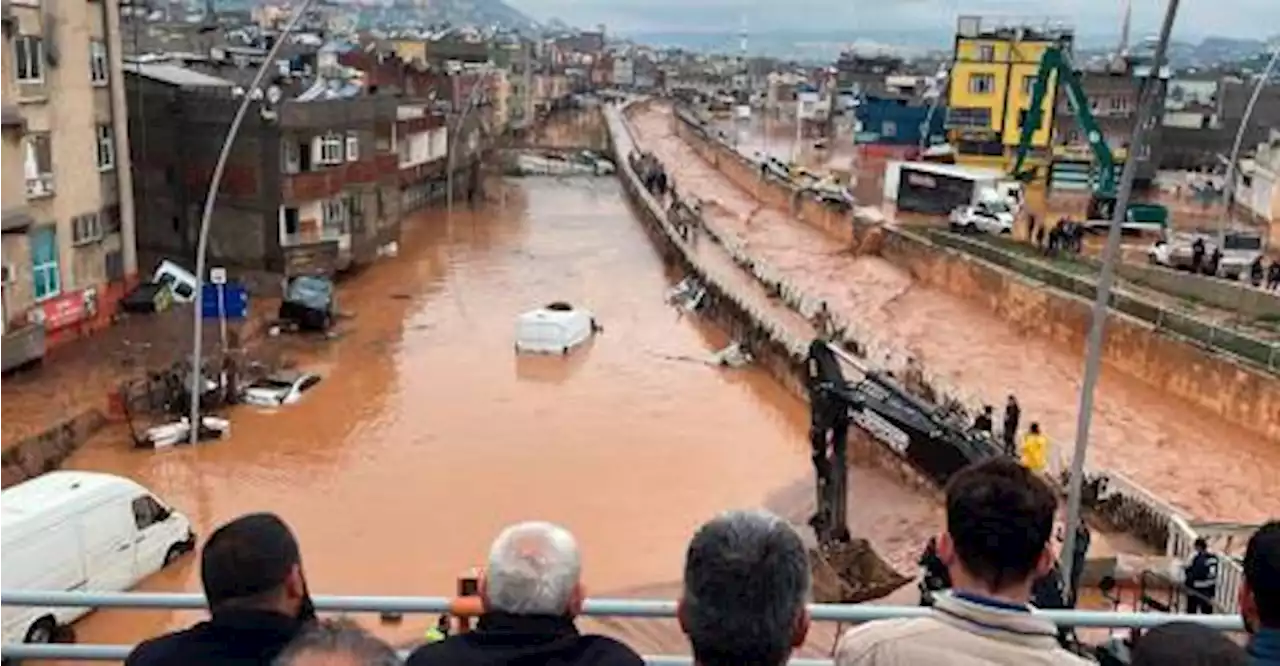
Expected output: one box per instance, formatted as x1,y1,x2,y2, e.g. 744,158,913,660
96,125,115,171
968,73,995,95
1017,109,1042,132
282,141,300,174
321,199,348,231
31,226,60,301
1109,96,1129,114
881,120,898,138
14,35,43,83
345,133,359,162
72,213,103,245
977,45,995,62
90,40,109,85
102,205,121,233
24,133,54,198
1021,75,1037,95
131,495,168,530
316,134,344,165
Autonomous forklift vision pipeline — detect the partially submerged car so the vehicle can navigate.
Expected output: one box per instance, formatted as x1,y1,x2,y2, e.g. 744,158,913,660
279,275,336,331
141,416,230,449
515,302,600,355
241,371,322,408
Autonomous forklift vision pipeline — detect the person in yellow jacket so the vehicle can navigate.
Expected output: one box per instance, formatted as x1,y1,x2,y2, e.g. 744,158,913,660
423,614,451,643
1021,422,1049,474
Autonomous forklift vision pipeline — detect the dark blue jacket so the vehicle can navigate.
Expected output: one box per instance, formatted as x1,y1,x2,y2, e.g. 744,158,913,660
1249,628,1280,666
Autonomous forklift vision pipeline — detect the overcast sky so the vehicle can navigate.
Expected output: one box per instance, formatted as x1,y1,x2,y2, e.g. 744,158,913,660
508,0,1278,41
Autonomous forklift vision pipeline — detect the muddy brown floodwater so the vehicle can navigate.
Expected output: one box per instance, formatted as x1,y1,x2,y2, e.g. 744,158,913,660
634,104,1280,524
52,176,938,660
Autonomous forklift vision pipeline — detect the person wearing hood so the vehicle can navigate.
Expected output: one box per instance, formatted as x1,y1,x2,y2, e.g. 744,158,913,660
405,521,643,666
126,512,317,666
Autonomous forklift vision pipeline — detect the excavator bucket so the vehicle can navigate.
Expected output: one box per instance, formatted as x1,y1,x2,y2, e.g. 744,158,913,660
809,539,912,604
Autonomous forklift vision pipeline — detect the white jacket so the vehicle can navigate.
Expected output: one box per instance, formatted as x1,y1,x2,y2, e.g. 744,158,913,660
835,592,1093,666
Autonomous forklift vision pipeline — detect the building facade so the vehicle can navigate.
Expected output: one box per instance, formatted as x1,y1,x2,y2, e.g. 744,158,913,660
1051,63,1166,188
946,16,1073,169
2,0,137,352
126,64,401,278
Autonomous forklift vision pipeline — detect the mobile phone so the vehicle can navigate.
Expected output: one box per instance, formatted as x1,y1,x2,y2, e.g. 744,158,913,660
458,575,479,597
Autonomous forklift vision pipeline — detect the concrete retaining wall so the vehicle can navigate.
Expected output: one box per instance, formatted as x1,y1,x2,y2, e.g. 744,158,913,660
1,411,106,488
608,102,943,502
1103,260,1280,320
668,110,1280,444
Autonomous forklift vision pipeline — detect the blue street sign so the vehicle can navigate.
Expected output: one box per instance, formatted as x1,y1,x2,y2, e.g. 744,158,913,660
201,282,250,321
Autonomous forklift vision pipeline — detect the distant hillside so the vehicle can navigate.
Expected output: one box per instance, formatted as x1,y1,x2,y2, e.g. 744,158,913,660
411,0,539,32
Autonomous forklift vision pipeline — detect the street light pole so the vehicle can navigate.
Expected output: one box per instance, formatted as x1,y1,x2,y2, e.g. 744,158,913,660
1059,0,1180,592
446,71,493,215
188,0,318,444
1217,44,1280,240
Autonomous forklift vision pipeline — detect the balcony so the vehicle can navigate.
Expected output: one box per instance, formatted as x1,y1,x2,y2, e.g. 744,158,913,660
282,156,398,203
25,173,54,199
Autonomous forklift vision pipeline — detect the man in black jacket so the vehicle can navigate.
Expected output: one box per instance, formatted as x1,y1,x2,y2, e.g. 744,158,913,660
405,521,643,666
125,512,316,666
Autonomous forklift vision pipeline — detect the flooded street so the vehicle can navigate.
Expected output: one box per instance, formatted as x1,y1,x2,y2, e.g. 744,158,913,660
55,176,938,655
633,103,1280,524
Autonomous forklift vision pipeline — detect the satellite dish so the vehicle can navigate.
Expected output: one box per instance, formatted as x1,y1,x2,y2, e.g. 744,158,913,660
266,85,283,104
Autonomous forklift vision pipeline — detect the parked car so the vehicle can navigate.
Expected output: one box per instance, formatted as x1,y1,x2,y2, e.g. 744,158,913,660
242,371,322,407
949,200,1013,235
2,472,195,646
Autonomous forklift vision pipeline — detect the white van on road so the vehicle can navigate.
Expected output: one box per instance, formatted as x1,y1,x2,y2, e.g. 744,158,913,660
1,471,196,646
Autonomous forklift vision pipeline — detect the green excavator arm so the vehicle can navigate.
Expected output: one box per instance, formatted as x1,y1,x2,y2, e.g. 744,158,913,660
1010,45,1120,209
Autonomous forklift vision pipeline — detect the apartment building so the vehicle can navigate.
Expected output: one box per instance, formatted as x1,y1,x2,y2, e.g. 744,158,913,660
946,16,1073,171
2,0,136,357
126,63,401,278
1051,62,1167,189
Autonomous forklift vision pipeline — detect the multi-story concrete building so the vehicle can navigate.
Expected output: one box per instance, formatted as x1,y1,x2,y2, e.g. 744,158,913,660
125,63,401,278
945,15,1073,171
2,0,137,355
1051,61,1167,189
1233,129,1280,231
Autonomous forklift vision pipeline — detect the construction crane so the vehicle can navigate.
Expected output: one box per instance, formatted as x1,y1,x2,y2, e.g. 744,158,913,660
1009,44,1167,227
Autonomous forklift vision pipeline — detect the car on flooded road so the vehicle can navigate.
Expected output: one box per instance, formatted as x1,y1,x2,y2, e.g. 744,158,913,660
241,371,322,408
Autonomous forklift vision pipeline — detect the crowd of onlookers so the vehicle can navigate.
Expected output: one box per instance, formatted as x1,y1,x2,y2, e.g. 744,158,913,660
117,458,1280,666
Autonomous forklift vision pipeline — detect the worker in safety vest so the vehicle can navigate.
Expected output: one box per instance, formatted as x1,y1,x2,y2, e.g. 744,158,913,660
1020,422,1049,475
423,614,451,643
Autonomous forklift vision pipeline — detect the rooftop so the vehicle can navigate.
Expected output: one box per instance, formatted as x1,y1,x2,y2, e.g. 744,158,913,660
129,61,235,88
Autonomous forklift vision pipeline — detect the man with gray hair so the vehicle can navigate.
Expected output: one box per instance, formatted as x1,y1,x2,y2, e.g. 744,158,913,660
679,510,812,666
405,521,643,666
275,619,402,666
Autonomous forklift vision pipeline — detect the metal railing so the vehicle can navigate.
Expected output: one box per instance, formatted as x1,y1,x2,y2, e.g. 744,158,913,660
924,230,1279,373
0,590,1247,662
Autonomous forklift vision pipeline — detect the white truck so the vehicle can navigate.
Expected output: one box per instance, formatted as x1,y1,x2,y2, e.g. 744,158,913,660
2,471,196,645
883,161,1023,217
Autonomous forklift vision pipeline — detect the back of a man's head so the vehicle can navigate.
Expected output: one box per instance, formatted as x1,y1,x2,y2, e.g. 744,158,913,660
1243,521,1280,631
274,619,402,666
1131,622,1247,666
202,512,306,614
483,521,582,616
944,458,1057,594
680,510,811,666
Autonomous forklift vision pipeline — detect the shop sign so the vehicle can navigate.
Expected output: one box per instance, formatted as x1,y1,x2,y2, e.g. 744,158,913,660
36,287,96,331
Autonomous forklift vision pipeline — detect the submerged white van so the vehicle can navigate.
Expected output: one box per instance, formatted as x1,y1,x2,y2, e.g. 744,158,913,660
514,302,599,355
1,471,195,645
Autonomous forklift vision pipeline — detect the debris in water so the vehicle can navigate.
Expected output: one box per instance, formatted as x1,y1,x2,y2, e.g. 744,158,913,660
711,342,753,368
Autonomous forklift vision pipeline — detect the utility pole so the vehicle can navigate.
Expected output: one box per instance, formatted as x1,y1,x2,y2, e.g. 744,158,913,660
1058,0,1180,594
1218,45,1279,243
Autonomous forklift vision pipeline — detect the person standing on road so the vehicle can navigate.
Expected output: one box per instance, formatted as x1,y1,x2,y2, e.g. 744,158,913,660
1003,395,1022,459
1021,423,1049,476
1184,537,1220,615
1267,261,1280,291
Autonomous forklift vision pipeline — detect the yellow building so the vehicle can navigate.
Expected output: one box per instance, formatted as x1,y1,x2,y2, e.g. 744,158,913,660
946,16,1074,172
